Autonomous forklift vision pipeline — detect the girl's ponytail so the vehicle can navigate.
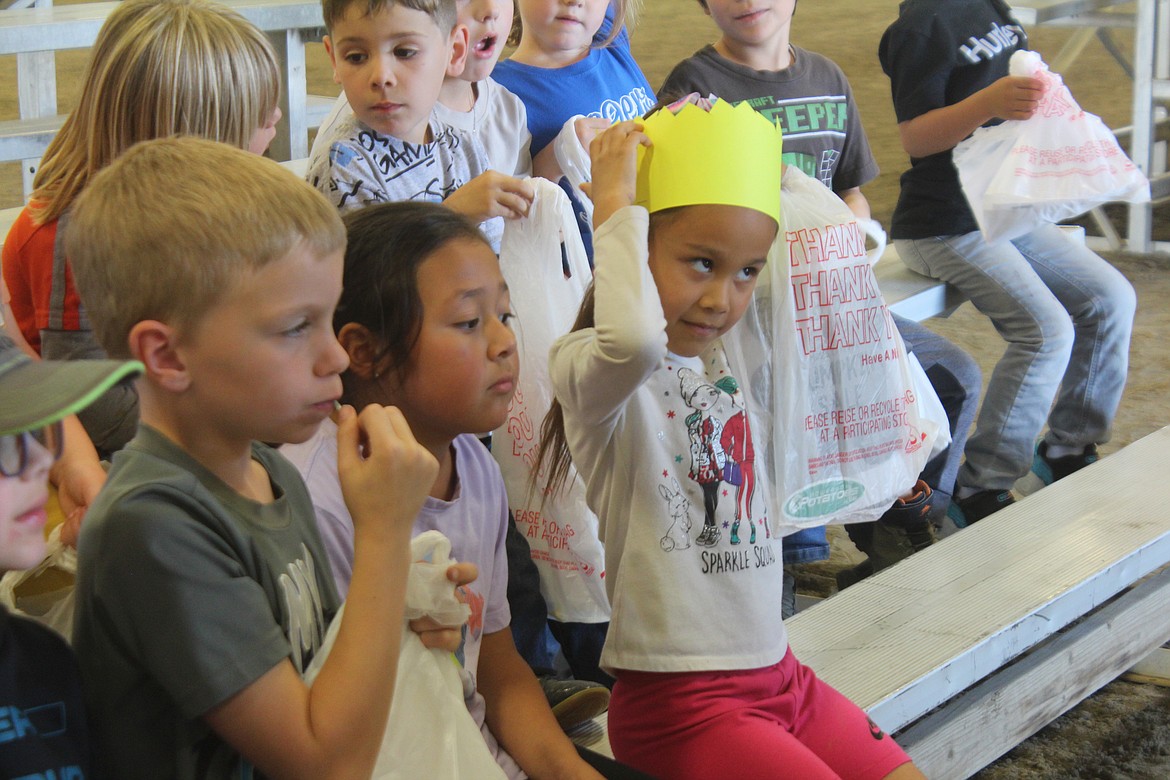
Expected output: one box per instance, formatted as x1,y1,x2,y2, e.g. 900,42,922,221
532,283,596,500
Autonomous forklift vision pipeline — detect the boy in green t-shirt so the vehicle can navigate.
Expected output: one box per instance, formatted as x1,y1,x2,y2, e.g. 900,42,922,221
68,136,461,778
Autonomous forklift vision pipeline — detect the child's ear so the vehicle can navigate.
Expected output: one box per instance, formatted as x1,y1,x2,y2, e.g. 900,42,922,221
447,24,470,79
128,320,190,393
323,35,342,85
337,322,383,380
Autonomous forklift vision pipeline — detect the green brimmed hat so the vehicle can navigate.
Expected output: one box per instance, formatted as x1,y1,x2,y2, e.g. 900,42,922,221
0,334,143,435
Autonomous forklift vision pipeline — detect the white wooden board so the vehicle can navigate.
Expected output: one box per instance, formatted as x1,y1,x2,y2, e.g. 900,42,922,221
787,425,1170,734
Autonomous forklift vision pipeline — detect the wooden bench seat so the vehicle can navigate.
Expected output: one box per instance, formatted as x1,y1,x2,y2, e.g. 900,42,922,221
787,424,1170,777
873,248,962,322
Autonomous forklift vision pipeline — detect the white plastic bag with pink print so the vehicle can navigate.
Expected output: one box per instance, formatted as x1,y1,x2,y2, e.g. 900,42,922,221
954,50,1150,244
725,167,948,532
492,178,610,624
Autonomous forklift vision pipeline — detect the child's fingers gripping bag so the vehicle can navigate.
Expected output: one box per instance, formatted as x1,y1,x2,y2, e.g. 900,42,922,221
304,531,505,780
492,178,610,624
727,167,947,533
954,50,1150,243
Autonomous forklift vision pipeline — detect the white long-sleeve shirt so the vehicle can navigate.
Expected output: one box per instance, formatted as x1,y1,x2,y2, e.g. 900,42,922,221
549,206,789,674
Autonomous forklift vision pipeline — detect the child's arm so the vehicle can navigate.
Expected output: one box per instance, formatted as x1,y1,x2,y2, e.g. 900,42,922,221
897,75,1043,158
837,187,871,221
589,119,650,228
477,629,603,780
532,117,613,182
205,404,438,780
443,171,536,221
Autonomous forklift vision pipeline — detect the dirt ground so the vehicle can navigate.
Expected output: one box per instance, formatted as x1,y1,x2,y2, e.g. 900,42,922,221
2,0,1169,776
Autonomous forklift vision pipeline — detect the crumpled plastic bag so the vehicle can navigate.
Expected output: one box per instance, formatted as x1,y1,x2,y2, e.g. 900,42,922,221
0,525,76,641
954,49,1149,243
304,531,504,780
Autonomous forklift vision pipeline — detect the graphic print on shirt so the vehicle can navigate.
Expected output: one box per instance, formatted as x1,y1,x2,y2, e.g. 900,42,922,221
659,360,776,580
657,476,693,551
590,87,656,126
741,94,848,187
721,399,769,545
280,544,329,674
679,367,728,548
323,124,469,209
658,358,777,578
958,21,1023,64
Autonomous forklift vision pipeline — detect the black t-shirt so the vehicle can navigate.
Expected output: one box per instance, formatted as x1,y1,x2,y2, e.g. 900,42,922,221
879,0,1027,238
0,606,92,778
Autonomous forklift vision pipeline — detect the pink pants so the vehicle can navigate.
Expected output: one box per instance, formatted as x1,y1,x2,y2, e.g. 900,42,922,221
608,648,911,779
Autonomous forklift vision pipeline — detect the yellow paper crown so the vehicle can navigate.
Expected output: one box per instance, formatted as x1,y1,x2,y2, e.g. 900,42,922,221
635,100,783,224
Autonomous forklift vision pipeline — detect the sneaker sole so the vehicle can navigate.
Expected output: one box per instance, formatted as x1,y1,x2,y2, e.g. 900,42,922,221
552,686,611,731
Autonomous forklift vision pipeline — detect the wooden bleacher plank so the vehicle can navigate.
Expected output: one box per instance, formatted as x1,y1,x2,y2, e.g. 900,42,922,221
1010,0,1133,26
898,565,1170,777
0,114,63,162
873,249,962,322
0,0,327,177
0,0,324,55
786,425,1170,737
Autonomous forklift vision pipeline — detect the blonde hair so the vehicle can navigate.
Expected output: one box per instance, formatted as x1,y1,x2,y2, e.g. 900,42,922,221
508,0,640,49
321,0,457,34
30,0,280,223
66,137,346,360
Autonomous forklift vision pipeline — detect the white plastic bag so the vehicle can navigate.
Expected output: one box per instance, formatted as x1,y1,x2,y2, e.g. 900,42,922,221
726,168,945,532
492,179,610,624
0,525,76,641
954,50,1150,243
552,115,594,228
304,531,504,780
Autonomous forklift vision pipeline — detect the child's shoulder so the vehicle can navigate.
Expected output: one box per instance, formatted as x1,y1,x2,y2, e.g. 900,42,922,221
452,433,504,488
480,77,528,121
85,426,310,549
0,604,75,661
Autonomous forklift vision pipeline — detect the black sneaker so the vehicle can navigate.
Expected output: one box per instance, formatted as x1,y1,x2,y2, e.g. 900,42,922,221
1033,441,1099,486
836,558,875,592
539,677,611,731
947,489,1015,528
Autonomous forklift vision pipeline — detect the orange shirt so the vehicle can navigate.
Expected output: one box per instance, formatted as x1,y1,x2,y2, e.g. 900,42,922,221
1,207,84,354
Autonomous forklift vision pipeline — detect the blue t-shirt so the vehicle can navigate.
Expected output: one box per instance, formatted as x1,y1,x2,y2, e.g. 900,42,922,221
492,7,656,156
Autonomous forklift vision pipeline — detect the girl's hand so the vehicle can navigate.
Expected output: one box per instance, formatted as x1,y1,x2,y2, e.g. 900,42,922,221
444,171,535,221
981,75,1044,121
588,120,651,229
408,562,478,651
573,116,613,152
336,404,437,541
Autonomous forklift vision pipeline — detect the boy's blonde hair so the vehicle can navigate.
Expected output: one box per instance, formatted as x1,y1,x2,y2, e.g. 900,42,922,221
508,0,640,49
31,0,280,224
321,0,456,34
66,137,346,360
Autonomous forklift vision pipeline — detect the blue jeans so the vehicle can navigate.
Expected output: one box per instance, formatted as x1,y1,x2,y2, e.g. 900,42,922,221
896,225,1135,492
893,314,982,515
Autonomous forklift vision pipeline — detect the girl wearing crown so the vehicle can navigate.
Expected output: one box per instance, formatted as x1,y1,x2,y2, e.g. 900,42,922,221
535,100,925,779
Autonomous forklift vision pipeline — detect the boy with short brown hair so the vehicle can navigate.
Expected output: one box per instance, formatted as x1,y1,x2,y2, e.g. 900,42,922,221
68,136,443,778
